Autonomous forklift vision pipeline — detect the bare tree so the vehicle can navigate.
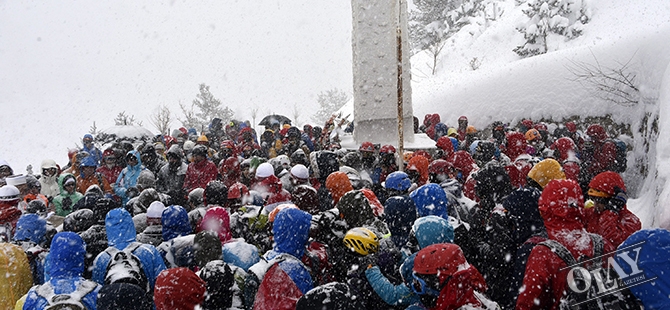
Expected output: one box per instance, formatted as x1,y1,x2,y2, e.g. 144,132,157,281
114,111,142,126
567,53,639,107
150,104,173,135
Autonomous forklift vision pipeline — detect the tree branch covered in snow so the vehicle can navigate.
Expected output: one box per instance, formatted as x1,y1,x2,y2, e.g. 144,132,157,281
178,83,234,131
515,0,591,57
566,53,639,107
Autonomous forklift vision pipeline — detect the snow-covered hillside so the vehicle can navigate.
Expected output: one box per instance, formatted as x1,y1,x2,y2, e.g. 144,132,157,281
406,0,670,228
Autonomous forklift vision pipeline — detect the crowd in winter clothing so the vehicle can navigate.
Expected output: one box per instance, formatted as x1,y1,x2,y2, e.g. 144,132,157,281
0,114,666,310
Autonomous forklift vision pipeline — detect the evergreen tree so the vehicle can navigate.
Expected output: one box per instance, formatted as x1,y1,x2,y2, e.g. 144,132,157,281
515,0,591,57
409,0,488,74
312,88,350,126
179,83,234,131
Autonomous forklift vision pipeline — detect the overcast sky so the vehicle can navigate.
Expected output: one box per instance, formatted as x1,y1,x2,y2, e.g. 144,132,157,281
0,0,353,168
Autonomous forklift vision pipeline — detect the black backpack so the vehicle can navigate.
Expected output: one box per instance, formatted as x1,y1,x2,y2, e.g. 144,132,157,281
539,234,640,310
35,279,98,310
104,242,150,293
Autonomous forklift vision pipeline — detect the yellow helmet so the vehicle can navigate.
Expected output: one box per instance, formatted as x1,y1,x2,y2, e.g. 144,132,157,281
343,227,379,256
527,158,566,188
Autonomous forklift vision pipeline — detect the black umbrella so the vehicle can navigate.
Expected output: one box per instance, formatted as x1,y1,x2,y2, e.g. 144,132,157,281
259,114,292,127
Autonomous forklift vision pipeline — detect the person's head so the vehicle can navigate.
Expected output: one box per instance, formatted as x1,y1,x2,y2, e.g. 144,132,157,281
5,175,28,196
154,268,206,310
457,115,468,129
220,140,236,159
290,164,310,186
188,188,205,209
125,151,140,167
527,158,566,189
80,156,98,178
62,175,77,194
191,145,208,163
384,171,412,196
428,159,454,183
411,243,485,309
49,231,87,279
587,171,626,213
342,227,379,256
83,134,94,148
0,162,13,179
41,159,59,178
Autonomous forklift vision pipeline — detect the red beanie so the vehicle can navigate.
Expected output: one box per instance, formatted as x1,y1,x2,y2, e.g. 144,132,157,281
154,268,206,310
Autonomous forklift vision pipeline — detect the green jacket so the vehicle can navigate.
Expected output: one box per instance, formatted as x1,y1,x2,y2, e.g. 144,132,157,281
52,173,84,217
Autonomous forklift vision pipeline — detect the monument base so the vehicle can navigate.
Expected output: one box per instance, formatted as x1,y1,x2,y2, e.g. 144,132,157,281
353,117,416,146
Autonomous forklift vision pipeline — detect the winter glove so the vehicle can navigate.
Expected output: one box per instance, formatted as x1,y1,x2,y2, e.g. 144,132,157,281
361,253,377,270
126,186,139,199
62,197,73,212
607,186,627,213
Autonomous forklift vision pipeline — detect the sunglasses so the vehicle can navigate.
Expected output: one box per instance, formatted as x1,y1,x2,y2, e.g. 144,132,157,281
411,273,444,296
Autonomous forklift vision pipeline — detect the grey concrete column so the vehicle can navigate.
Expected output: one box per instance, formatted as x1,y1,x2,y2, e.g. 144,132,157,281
352,0,414,145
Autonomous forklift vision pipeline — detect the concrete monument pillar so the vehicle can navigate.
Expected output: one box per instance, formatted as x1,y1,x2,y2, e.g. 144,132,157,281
351,0,414,145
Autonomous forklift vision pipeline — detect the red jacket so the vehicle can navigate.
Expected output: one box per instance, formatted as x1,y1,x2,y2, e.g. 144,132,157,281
583,207,641,248
516,180,615,310
96,165,123,185
251,175,291,206
183,159,218,193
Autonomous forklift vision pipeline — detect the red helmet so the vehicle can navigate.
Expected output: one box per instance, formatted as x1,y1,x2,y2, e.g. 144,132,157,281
227,182,249,200
163,136,176,149
533,123,548,132
428,159,453,175
359,142,375,152
565,121,577,133
413,243,467,278
379,145,396,154
588,171,625,198
220,140,236,150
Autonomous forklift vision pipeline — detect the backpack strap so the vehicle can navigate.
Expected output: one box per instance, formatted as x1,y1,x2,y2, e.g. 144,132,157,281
539,239,577,267
589,233,604,258
35,280,98,306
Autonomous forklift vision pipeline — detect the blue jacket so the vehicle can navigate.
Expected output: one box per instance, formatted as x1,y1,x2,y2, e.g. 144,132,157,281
615,228,670,310
23,232,101,310
265,208,313,294
91,208,166,291
410,183,450,220
114,150,145,203
161,205,192,242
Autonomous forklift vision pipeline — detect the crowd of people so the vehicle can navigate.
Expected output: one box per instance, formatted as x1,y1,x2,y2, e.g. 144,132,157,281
0,113,667,310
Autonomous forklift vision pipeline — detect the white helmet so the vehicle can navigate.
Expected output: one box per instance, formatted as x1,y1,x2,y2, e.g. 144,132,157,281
0,185,20,201
290,164,309,180
255,162,275,178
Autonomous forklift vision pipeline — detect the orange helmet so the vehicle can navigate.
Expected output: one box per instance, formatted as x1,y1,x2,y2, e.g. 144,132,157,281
525,129,541,141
